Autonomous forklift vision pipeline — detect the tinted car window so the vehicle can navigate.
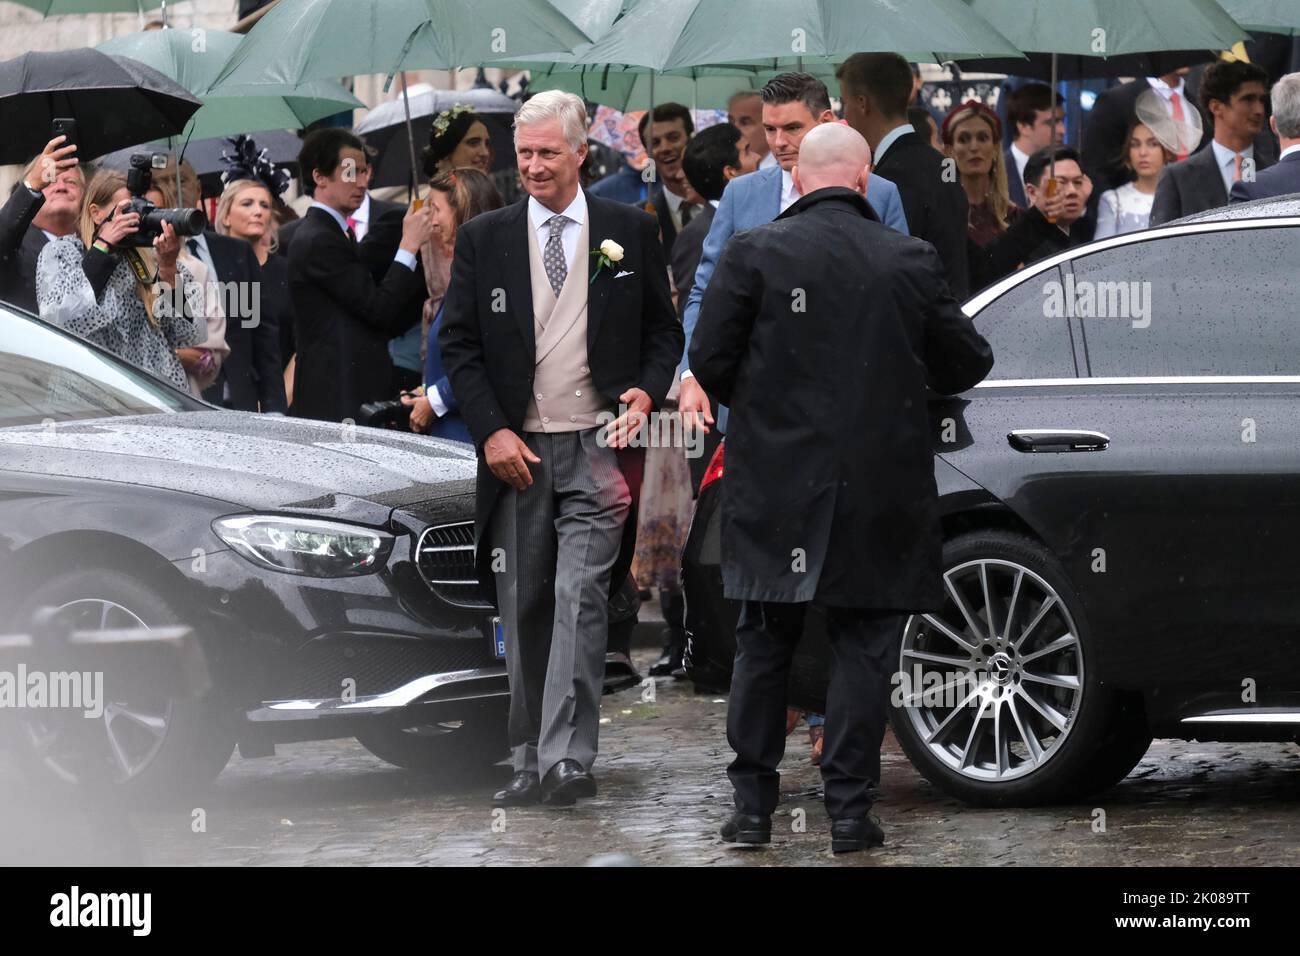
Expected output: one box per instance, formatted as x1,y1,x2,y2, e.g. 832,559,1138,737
1076,226,1300,377
0,306,200,427
971,265,1077,380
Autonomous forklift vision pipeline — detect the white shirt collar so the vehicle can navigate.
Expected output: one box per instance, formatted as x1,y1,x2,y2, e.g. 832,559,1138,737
311,201,351,234
1009,142,1032,178
661,185,686,213
709,198,720,209
1147,76,1187,101
758,150,778,169
1280,143,1300,161
874,124,914,165
352,193,371,225
41,229,59,243
527,188,587,234
1211,138,1253,166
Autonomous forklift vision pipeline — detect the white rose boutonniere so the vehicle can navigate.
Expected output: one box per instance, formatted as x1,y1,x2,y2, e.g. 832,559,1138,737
590,239,625,284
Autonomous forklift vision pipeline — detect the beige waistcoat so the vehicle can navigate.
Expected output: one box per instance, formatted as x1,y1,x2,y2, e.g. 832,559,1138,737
521,211,614,433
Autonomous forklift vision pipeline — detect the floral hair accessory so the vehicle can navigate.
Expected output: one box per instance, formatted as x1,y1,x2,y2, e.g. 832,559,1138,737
432,103,475,140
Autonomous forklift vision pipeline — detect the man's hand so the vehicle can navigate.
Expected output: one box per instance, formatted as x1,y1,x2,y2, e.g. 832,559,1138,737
399,203,434,253
25,136,77,192
677,375,714,436
401,389,433,432
604,387,652,449
484,427,541,490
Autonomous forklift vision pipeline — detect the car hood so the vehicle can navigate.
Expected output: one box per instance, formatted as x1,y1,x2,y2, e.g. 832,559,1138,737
0,410,477,525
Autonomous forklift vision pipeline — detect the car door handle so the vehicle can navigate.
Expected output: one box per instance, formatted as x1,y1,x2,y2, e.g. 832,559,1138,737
1007,429,1110,452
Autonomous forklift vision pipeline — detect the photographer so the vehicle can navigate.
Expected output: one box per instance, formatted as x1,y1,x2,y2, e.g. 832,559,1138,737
36,167,205,391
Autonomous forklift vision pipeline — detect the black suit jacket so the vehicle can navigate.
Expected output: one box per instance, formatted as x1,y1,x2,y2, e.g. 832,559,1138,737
1083,79,1211,195
0,185,51,314
1230,151,1300,203
647,185,688,260
277,195,404,275
288,206,425,422
439,191,683,566
688,188,993,610
872,131,970,300
1150,143,1274,225
670,202,714,319
199,230,287,413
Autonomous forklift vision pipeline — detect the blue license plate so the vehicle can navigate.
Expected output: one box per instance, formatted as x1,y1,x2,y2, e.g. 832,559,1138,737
491,617,505,659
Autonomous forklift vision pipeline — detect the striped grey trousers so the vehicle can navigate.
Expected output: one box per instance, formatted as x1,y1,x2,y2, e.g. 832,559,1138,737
488,428,631,777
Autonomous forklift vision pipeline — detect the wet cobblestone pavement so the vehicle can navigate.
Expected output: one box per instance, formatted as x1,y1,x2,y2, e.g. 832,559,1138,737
4,647,1300,866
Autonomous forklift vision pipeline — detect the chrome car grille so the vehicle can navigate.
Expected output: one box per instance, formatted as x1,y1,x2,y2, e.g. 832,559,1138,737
415,521,493,608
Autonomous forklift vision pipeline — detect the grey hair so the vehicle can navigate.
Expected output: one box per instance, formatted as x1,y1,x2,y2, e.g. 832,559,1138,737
514,90,588,151
1272,72,1300,139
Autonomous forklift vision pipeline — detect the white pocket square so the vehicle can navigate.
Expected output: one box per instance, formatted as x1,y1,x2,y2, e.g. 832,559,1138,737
614,270,635,278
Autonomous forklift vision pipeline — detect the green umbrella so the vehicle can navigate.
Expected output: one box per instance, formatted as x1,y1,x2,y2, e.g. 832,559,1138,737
210,0,616,196
528,64,774,112
8,0,159,13
96,28,362,140
504,0,1019,72
1219,0,1300,35
954,0,1247,182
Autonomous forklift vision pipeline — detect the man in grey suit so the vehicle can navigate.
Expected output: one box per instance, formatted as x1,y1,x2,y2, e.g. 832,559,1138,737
440,91,682,807
1231,72,1300,204
677,72,909,436
1151,59,1273,225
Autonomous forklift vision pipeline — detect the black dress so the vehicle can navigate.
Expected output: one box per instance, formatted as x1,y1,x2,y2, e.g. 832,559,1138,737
260,252,295,369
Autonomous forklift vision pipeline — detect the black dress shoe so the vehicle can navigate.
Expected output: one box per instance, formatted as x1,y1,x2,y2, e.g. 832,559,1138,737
541,759,597,806
830,814,885,853
719,812,771,845
491,771,540,807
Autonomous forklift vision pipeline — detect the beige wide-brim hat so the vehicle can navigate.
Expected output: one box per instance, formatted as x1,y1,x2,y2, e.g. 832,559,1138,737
1135,87,1204,156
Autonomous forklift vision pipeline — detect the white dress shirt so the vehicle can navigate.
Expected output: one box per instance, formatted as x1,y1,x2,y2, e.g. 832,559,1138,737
779,168,800,213
527,188,587,275
759,150,778,170
1146,75,1189,115
1210,139,1254,197
1009,142,1031,189
874,123,914,166
350,192,372,242
1280,143,1300,162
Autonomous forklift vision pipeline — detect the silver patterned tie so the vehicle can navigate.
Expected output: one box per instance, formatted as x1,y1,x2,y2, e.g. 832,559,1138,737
543,214,570,297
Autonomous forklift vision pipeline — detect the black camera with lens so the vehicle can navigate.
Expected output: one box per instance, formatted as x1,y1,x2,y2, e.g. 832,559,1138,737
117,152,207,247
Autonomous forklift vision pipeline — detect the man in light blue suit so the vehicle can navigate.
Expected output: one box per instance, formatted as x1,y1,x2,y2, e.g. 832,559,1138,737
679,73,908,435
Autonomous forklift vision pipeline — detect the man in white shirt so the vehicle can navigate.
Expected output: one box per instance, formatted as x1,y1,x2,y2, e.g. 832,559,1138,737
1005,83,1065,208
1151,59,1272,225
1231,71,1300,202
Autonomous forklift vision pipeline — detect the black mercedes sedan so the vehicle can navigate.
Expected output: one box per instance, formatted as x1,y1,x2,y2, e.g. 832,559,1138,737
682,195,1300,807
0,303,639,796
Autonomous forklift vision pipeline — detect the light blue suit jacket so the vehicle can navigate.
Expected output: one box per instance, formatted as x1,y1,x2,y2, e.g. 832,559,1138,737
680,164,909,429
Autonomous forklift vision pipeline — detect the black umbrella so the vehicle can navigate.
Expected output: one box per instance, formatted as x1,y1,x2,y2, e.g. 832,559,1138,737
950,49,1219,80
0,48,201,165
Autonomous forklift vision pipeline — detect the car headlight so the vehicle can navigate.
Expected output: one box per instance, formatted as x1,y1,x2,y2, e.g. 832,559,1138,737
213,515,393,577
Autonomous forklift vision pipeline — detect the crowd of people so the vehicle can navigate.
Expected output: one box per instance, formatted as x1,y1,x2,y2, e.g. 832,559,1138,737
3,47,1299,855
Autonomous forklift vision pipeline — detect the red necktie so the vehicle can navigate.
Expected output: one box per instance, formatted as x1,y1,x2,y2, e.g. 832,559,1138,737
1169,92,1189,162
1233,154,1243,183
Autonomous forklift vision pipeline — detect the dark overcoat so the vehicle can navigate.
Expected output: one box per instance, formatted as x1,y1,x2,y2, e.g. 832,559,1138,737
689,187,994,611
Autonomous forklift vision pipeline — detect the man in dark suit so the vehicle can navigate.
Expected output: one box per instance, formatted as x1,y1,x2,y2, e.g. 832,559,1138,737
837,52,970,300
1005,83,1066,209
1232,72,1300,203
689,124,993,854
637,102,702,260
288,128,429,422
1151,60,1273,225
0,136,81,314
440,90,682,808
1084,72,1206,197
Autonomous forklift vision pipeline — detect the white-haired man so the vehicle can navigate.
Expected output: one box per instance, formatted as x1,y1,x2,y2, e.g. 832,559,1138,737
440,90,683,807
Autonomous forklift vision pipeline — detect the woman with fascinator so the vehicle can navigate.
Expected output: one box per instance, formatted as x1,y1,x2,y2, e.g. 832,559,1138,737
1093,89,1196,239
214,135,294,409
383,106,492,393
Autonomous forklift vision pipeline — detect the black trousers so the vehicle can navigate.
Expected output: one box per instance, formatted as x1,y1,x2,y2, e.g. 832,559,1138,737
726,600,903,820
